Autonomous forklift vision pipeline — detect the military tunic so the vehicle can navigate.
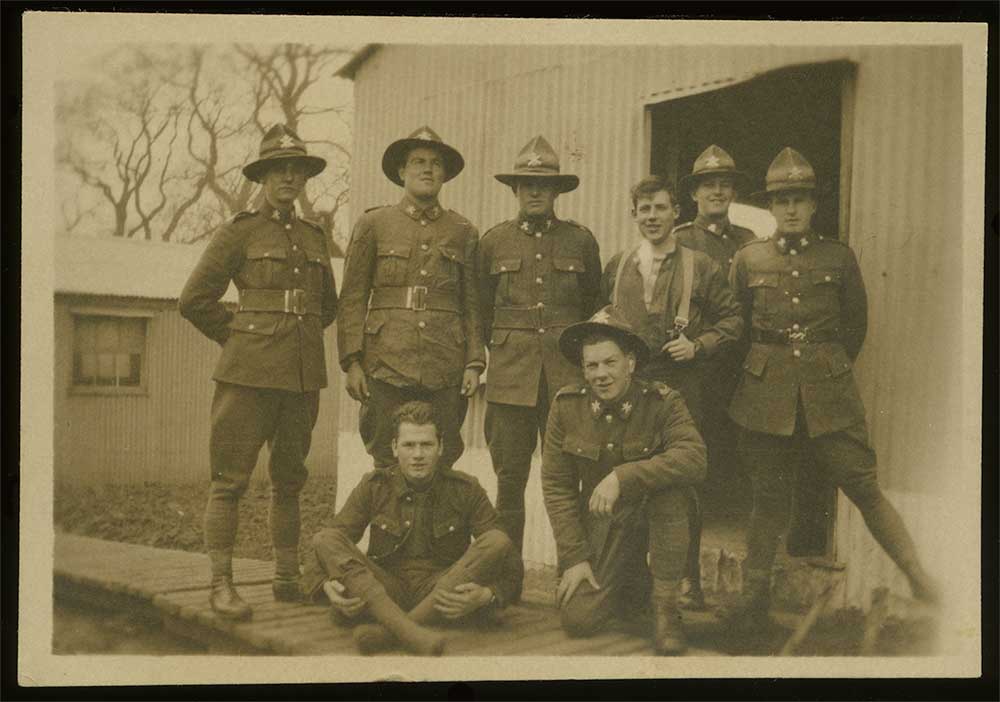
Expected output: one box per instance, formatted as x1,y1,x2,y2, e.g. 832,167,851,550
673,215,757,279
478,215,602,549
337,197,485,469
600,236,743,426
178,202,338,570
542,378,706,634
302,466,523,612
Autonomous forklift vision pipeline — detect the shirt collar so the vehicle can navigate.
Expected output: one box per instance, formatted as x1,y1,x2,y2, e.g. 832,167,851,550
259,200,297,224
772,229,818,254
398,196,443,222
694,214,731,236
588,380,640,423
388,465,439,498
517,213,557,236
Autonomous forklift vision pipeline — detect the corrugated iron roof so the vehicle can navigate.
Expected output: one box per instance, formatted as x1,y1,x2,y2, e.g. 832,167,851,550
54,235,237,302
335,44,381,80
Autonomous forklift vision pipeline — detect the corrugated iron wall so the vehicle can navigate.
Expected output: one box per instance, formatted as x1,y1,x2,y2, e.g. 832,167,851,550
54,294,340,487
347,44,964,597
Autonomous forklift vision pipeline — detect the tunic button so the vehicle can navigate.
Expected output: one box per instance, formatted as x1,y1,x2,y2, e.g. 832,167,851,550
728,258,733,264
500,265,507,272
535,253,542,260
420,220,427,226
792,323,800,331
790,249,798,256
536,302,544,308
292,245,298,251
294,267,300,274
449,525,455,532
792,297,800,304
536,277,543,284
421,243,429,251
825,275,832,282
535,232,542,238
792,270,800,278
606,443,614,450
577,448,583,453
381,524,387,530
643,447,649,452
538,328,545,334
404,521,411,527
297,316,303,322
793,349,802,358
420,269,428,276
405,495,411,501
284,224,291,230
418,321,426,329
722,234,728,240
568,265,575,270
389,249,396,254
248,324,255,330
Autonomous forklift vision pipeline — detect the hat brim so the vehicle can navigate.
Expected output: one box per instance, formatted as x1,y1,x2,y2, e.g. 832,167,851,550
678,169,751,193
243,154,327,184
749,182,817,206
495,173,579,194
558,322,650,370
382,139,465,186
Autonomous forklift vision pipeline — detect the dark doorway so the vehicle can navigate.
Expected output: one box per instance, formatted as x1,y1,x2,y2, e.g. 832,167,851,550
650,61,855,239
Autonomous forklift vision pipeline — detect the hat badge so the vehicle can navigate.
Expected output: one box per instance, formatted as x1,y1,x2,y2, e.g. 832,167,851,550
526,151,543,167
591,309,612,324
278,134,296,149
788,165,804,180
704,154,721,168
415,129,434,141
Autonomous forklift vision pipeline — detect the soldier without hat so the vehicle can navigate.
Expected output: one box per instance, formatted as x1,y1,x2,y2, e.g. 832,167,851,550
338,127,485,472
542,306,707,654
179,124,339,620
600,174,743,610
479,135,603,552
301,401,522,656
721,147,940,630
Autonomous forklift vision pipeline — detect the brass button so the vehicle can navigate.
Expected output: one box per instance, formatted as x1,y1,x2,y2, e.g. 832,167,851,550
535,253,542,260
825,275,832,282
536,302,544,308
568,265,575,271
418,321,426,329
792,270,800,278
538,328,545,334
292,245,298,251
420,220,427,226
792,323,800,331
606,443,614,450
792,297,800,304
389,249,396,254
577,448,583,453
728,258,733,264
248,324,255,330
284,224,292,230
421,243,429,251
790,249,798,256
420,269,428,276
500,265,507,272
535,232,542,238
381,524,388,530
404,520,411,527
294,267,300,274
793,349,802,358
297,315,303,322
535,277,543,284
449,525,455,532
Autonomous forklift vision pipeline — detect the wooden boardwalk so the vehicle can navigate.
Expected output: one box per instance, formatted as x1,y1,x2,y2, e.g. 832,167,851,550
53,533,763,656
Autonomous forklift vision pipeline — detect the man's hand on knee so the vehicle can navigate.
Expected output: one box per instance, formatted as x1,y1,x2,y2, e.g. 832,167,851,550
557,561,600,608
434,583,494,620
323,579,366,619
588,472,621,517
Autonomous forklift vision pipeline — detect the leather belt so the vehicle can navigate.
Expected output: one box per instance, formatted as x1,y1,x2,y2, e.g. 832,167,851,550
369,286,459,313
492,305,580,330
239,288,322,315
751,327,841,344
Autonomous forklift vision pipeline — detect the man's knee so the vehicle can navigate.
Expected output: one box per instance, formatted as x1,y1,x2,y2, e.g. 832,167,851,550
475,528,513,556
311,528,356,555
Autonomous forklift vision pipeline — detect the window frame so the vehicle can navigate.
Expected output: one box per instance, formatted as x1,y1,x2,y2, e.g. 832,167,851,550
68,306,154,397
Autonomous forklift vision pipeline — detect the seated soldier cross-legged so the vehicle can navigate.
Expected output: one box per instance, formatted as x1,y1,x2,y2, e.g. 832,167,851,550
542,306,707,655
300,401,523,656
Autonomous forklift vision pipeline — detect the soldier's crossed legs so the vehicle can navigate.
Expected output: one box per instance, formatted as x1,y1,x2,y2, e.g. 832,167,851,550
484,374,551,551
205,382,319,580
302,528,515,622
739,416,925,580
560,488,689,637
363,377,468,471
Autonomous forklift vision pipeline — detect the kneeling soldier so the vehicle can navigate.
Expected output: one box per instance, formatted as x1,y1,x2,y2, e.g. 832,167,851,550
301,401,523,656
542,306,707,655
723,147,939,629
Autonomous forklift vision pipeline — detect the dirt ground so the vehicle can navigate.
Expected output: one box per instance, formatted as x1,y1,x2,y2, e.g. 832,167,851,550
53,601,205,655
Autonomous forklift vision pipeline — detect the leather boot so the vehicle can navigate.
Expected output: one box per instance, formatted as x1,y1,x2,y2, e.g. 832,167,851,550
358,591,445,656
907,569,942,605
678,576,707,611
716,568,770,632
273,578,302,602
652,579,687,655
351,585,448,655
210,576,252,621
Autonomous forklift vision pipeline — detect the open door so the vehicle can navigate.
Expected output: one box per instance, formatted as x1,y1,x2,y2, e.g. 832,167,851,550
647,60,856,559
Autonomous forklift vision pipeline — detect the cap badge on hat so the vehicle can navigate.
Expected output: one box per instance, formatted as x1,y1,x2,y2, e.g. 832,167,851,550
591,309,612,325
278,134,296,149
526,152,543,167
704,154,721,168
788,166,805,180
415,129,435,141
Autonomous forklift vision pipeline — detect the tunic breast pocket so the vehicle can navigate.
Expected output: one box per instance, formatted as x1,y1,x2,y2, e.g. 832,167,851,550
432,510,469,562
747,272,779,317
562,433,601,462
301,241,332,291
244,242,289,288
490,258,522,300
436,244,464,291
368,514,404,561
811,269,842,309
375,244,411,287
552,257,586,299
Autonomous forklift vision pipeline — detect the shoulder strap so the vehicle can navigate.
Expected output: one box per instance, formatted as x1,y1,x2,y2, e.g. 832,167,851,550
676,245,695,327
611,245,642,308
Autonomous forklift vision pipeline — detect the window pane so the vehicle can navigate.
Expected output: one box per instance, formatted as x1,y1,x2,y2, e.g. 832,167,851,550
96,318,120,353
97,353,116,384
124,353,142,386
75,317,97,352
74,352,95,385
121,318,146,354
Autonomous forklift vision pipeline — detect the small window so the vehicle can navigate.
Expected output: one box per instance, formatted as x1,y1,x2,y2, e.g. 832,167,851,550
72,315,147,390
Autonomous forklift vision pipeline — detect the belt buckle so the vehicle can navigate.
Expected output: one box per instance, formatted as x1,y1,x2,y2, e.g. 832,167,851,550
787,328,807,343
409,286,428,311
284,288,306,315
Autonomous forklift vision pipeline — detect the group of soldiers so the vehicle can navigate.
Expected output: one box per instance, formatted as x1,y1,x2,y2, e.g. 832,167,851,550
179,123,939,657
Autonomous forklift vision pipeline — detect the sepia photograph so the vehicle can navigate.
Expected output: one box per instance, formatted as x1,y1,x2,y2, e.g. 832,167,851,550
17,11,988,686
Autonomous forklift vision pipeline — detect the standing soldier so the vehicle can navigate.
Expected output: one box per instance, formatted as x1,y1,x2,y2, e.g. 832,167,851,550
722,147,939,630
479,135,602,551
601,175,743,609
673,147,756,607
338,127,484,472
542,306,706,654
179,124,338,620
